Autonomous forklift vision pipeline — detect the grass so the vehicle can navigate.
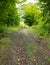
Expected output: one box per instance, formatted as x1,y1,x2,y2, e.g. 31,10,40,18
0,27,50,65
0,38,11,51
45,56,50,62
5,26,18,33
0,37,12,64
25,43,39,59
47,42,50,49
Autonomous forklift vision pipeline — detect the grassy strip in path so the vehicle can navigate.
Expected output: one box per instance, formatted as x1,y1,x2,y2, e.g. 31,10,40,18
0,37,12,63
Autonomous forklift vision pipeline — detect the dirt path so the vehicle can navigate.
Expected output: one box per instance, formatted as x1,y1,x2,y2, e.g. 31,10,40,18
0,28,50,65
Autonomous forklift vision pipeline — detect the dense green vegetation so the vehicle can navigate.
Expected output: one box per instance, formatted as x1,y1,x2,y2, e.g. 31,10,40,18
0,0,50,37
0,0,26,36
22,3,41,26
0,0,50,65
21,1,50,36
38,0,50,36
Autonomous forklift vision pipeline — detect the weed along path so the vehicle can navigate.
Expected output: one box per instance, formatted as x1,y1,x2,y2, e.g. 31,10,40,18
0,28,50,65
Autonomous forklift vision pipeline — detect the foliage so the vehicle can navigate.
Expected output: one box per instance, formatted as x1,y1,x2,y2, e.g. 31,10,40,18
0,2,19,26
38,0,50,35
0,0,26,35
0,0,50,37
22,3,41,26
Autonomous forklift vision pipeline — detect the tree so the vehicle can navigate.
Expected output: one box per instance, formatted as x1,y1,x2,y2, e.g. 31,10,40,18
22,3,41,26
38,0,50,35
0,0,26,26
0,0,26,35
0,1,20,25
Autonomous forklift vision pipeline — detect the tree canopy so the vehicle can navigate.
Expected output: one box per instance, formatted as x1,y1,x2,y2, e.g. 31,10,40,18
38,0,50,35
0,0,26,26
22,3,41,26
0,0,50,36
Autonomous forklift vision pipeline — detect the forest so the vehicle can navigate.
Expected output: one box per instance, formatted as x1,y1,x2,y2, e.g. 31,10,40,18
0,0,50,65
0,0,50,37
